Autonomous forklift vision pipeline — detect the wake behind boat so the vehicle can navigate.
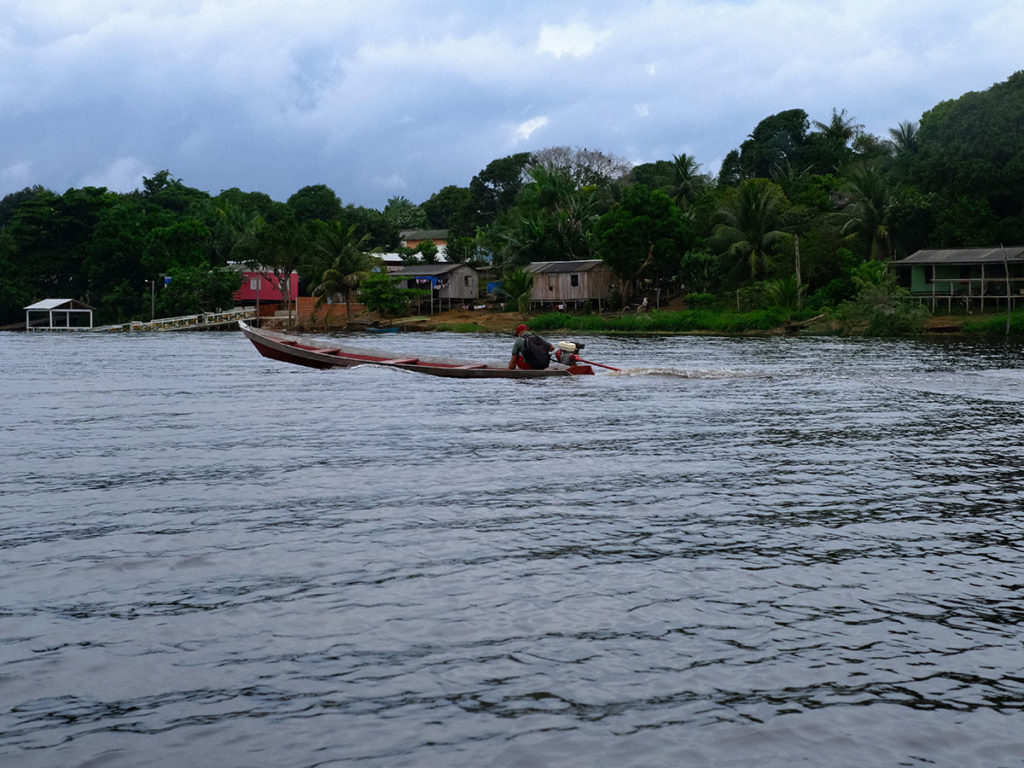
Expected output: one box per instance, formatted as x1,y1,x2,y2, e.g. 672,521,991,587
238,321,597,379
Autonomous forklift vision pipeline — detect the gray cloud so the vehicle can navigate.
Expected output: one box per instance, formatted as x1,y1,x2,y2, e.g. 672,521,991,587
0,0,1019,208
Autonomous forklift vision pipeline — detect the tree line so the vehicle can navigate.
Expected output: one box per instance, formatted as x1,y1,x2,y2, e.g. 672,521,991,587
3,70,1024,326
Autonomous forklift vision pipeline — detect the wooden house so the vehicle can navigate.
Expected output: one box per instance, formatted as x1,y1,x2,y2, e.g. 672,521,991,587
399,229,449,260
230,266,299,305
388,263,479,312
525,260,613,310
894,247,1024,312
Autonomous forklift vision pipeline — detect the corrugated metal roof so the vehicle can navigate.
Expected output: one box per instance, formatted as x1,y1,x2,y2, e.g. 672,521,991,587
24,298,94,310
389,263,473,276
899,247,1024,264
399,229,449,240
525,260,607,274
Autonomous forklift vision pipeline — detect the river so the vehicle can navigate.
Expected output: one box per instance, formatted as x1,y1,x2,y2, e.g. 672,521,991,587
2,328,1024,767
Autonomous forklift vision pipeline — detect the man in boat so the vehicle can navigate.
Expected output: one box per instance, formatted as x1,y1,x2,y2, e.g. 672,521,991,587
508,324,554,370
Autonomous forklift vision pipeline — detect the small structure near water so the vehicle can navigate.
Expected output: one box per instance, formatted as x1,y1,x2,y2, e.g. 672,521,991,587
895,246,1024,312
388,263,479,313
525,260,613,310
24,299,94,330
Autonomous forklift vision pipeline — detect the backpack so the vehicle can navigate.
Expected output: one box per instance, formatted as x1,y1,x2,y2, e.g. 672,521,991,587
521,334,551,369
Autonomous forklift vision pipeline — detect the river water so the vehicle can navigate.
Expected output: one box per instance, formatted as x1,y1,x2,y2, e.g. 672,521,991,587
3,328,1024,767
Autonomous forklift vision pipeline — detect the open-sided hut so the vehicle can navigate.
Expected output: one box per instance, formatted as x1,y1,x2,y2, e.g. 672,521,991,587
525,260,613,310
24,298,94,330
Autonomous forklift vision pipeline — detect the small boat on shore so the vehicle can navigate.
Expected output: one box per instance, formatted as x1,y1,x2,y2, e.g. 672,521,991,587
238,321,596,378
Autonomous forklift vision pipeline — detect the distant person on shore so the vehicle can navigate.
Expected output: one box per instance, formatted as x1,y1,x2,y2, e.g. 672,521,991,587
508,324,554,370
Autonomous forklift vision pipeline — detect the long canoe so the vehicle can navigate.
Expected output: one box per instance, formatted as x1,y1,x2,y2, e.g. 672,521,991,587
238,321,595,378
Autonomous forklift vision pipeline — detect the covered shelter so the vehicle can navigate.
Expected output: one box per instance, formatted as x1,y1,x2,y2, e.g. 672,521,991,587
387,263,479,313
525,260,613,310
894,247,1024,312
24,299,94,330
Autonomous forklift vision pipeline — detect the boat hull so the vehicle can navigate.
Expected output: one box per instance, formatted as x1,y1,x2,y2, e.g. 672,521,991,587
239,321,594,378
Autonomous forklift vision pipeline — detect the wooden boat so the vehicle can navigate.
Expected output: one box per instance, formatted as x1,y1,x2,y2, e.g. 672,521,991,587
238,321,595,378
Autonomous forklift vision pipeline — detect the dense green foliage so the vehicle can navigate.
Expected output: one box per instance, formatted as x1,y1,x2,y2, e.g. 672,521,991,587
6,72,1024,329
358,272,420,317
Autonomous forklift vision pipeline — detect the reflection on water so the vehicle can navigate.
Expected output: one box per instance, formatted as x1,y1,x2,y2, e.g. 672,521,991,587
2,330,1024,767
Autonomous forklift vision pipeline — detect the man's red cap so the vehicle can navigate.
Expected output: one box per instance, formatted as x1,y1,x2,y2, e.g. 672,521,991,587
515,324,528,336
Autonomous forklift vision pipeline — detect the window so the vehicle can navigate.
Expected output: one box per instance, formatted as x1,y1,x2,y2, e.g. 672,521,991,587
249,277,260,291
464,276,470,286
570,274,579,287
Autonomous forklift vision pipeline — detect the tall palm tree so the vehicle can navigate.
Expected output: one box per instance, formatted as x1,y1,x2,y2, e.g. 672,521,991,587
837,164,894,261
670,153,707,209
309,221,376,319
712,178,790,281
812,108,863,146
888,120,919,155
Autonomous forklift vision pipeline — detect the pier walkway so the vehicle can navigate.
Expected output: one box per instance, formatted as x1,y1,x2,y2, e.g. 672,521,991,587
93,307,256,333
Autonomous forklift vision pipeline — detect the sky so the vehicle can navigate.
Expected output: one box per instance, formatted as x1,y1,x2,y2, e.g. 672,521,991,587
1,0,1021,210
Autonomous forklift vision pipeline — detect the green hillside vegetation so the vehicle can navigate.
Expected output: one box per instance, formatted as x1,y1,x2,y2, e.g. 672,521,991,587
5,72,1024,333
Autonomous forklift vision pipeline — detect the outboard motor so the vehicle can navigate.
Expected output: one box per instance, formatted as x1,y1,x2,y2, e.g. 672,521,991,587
555,340,585,366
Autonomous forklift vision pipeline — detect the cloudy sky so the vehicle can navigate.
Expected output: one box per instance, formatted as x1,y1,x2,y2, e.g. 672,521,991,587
1,0,1020,209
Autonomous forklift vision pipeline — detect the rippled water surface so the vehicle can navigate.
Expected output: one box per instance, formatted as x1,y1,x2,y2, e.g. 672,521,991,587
3,328,1024,767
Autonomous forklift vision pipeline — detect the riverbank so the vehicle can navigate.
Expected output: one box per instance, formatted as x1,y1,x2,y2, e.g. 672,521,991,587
265,307,993,337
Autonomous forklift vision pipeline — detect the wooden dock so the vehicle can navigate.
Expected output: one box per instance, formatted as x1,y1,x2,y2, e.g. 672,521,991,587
93,307,257,333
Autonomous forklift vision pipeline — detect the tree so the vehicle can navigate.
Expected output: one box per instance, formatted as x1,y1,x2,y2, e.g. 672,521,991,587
142,171,209,215
597,184,696,298
888,120,919,156
6,186,113,304
157,263,239,316
835,260,928,336
358,271,413,316
527,146,631,189
500,267,534,312
382,196,427,229
418,239,439,263
805,108,863,173
836,164,895,260
341,204,398,250
711,178,791,281
288,184,342,223
251,216,308,326
208,198,264,264
910,71,1024,240
468,152,534,226
735,109,811,180
678,250,721,294
0,227,34,323
421,185,473,229
309,221,376,319
669,153,710,209
519,165,601,260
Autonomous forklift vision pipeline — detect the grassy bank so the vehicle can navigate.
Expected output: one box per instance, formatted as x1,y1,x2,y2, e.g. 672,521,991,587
527,308,792,335
961,308,1024,336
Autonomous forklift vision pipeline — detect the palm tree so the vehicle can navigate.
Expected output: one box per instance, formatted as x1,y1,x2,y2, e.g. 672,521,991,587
309,221,376,319
837,164,894,261
670,153,707,209
812,108,863,146
888,120,919,155
500,267,534,312
711,178,790,281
